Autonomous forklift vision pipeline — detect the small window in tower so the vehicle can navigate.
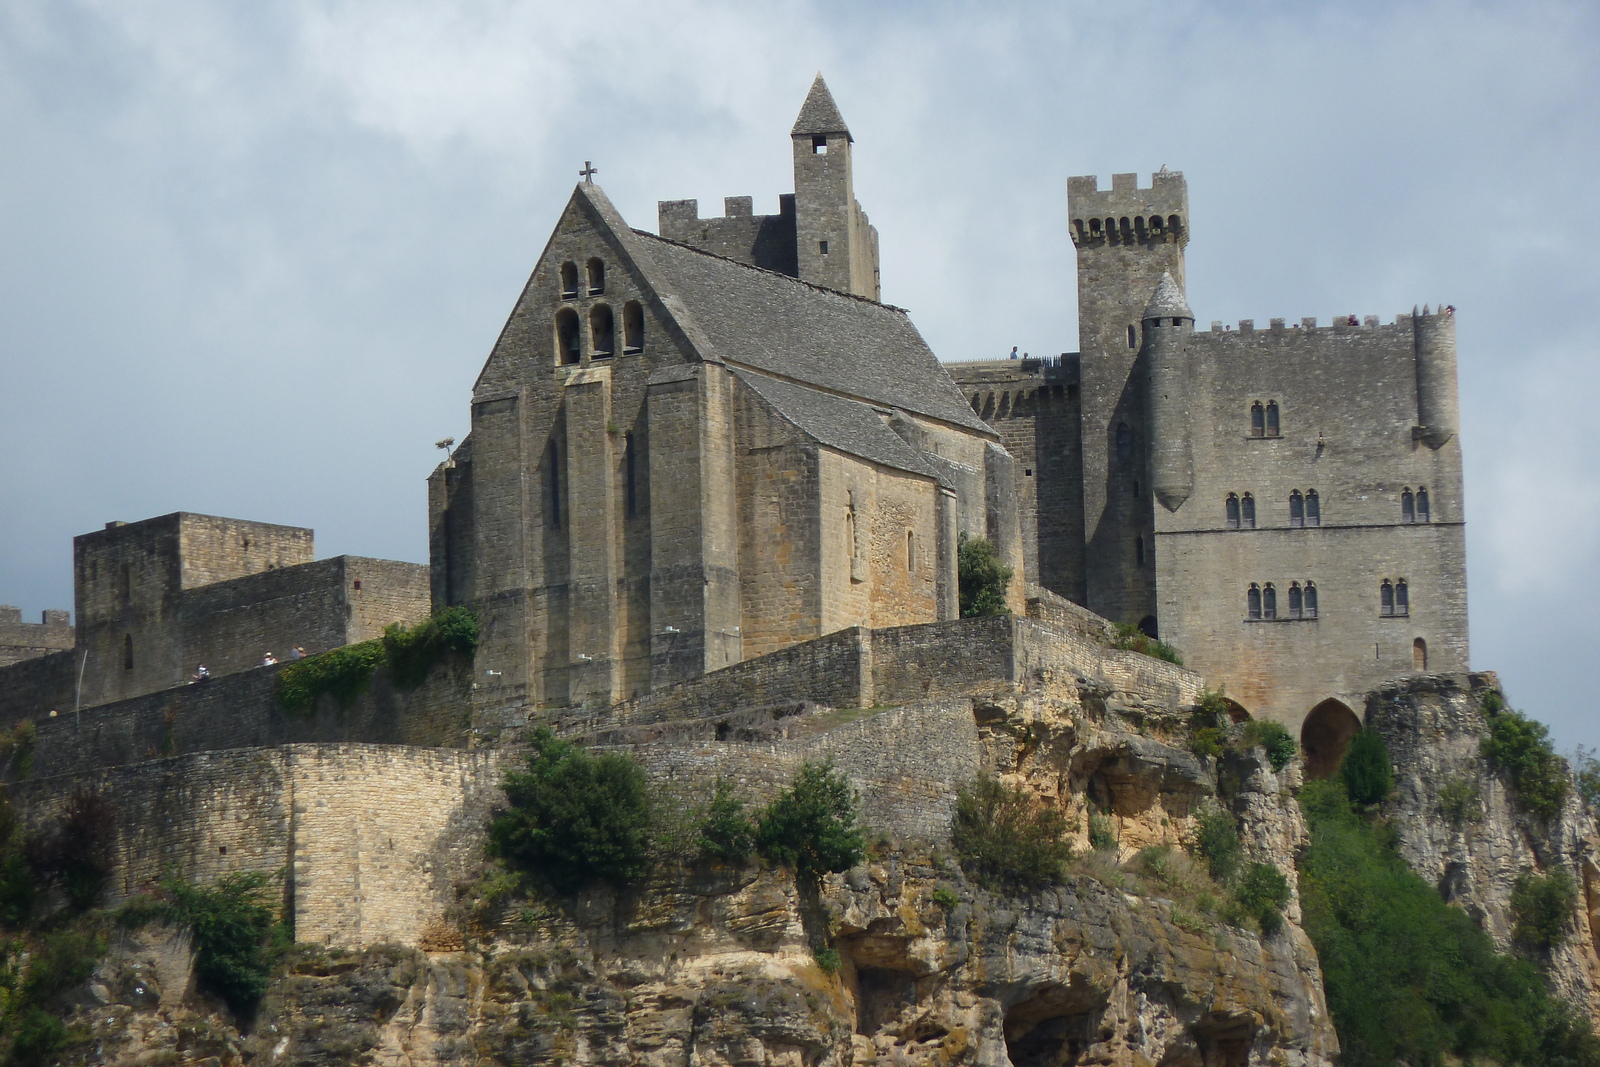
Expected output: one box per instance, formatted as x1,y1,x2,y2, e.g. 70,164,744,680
819,240,829,255
1380,580,1395,616
560,261,579,299
1247,583,1262,620
547,442,562,529
123,633,134,670
555,308,580,365
1089,218,1102,235
1289,490,1305,528
1150,215,1164,236
1128,324,1137,349
586,258,605,295
119,563,132,604
1288,582,1303,619
1266,401,1281,437
907,531,916,572
1135,535,1145,565
1025,469,1033,477
1226,493,1240,529
812,134,828,155
1116,422,1132,461
1395,579,1409,616
1168,214,1181,233
1417,487,1430,522
1250,402,1265,437
590,304,615,357
1241,492,1256,529
625,433,637,517
1413,637,1427,671
1305,581,1319,618
1402,488,1415,523
1306,489,1321,526
1263,582,1277,620
623,301,644,353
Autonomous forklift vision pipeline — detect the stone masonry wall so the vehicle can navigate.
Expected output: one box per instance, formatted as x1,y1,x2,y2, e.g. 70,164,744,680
0,606,73,668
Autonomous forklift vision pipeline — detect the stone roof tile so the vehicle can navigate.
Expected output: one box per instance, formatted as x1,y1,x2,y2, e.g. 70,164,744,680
733,370,937,478
791,74,852,140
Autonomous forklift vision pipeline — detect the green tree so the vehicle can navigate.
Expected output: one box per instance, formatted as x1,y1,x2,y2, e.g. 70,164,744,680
755,762,864,878
1195,808,1241,883
488,729,654,893
697,778,756,862
1235,862,1292,936
163,872,280,1013
1341,731,1394,807
958,534,1013,618
950,777,1074,891
1481,705,1568,819
1511,869,1576,953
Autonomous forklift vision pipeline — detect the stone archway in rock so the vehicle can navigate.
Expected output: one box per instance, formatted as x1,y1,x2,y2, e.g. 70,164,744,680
1301,698,1361,780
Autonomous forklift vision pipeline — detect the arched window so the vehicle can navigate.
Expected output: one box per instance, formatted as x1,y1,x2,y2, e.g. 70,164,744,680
1304,581,1319,618
623,301,644,353
845,497,863,582
1266,401,1280,437
1225,493,1240,529
1241,492,1256,529
546,442,562,529
1135,535,1145,565
1417,487,1430,523
1380,580,1394,616
906,531,916,572
1401,488,1415,523
559,261,579,299
1250,402,1265,437
586,258,605,295
555,308,580,365
590,304,615,357
1413,638,1428,671
1395,579,1409,616
1247,584,1262,620
1289,490,1305,528
122,633,134,670
1288,582,1303,619
1089,218,1102,236
1116,422,1132,461
1168,214,1181,233
624,433,638,516
1127,324,1137,349
1306,489,1321,526
1262,582,1277,620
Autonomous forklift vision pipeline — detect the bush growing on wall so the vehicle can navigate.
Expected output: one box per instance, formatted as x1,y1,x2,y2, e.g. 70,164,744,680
1511,869,1576,953
1240,721,1296,772
1341,731,1394,807
277,607,479,715
755,762,864,878
1481,703,1568,819
384,606,480,689
24,791,114,913
1111,622,1183,666
950,776,1074,891
957,535,1012,618
161,872,281,1014
696,779,756,863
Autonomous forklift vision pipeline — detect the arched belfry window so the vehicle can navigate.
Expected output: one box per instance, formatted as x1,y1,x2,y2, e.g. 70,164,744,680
586,258,605,295
1380,580,1395,616
1225,493,1241,530
1306,489,1321,526
1250,402,1265,437
590,304,615,357
1401,488,1415,523
1263,582,1277,620
1289,490,1305,528
546,442,562,529
1265,401,1280,437
1241,493,1256,529
559,261,579,299
1417,487,1430,523
1115,422,1132,462
122,633,134,670
555,308,580,365
1247,584,1262,620
1395,579,1410,616
623,301,644,353
1305,581,1319,618
1288,582,1303,619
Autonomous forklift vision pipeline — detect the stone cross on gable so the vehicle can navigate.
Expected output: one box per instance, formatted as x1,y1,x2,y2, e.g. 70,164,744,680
580,161,598,183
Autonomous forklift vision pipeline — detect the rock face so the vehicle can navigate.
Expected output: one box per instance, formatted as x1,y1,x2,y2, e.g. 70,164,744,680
1368,672,1600,1018
57,680,1339,1067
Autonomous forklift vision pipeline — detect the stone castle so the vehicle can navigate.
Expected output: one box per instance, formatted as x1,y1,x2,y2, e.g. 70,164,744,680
1,74,1465,757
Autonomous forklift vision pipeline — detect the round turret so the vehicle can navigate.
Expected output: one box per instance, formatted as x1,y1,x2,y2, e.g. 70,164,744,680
1144,273,1194,512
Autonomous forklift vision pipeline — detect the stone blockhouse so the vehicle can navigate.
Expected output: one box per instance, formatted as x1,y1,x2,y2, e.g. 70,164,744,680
428,78,1023,712
0,605,72,668
0,512,429,720
951,169,1467,736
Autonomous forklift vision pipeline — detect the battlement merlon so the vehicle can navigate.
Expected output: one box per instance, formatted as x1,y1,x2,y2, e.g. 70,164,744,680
657,195,797,240
1068,170,1189,248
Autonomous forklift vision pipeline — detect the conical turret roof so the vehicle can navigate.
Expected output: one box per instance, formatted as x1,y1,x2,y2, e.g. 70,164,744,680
1143,272,1192,320
791,74,852,141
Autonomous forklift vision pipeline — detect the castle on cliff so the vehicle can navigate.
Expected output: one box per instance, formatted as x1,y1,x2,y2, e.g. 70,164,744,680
0,76,1467,747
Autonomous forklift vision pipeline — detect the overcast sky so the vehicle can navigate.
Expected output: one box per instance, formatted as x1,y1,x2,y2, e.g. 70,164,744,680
2,1,1596,746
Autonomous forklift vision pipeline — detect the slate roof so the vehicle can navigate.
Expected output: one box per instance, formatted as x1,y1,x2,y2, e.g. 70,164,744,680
732,370,937,478
1144,272,1192,319
625,228,992,435
791,74,852,140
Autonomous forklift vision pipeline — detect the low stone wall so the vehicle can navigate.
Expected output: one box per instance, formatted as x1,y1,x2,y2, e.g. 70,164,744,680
0,650,78,725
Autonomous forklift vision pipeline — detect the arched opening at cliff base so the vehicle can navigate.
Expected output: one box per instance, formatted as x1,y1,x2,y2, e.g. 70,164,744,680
1302,698,1361,780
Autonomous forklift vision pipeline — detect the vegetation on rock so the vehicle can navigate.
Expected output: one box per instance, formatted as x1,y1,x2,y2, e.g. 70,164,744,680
1510,869,1576,953
1480,694,1569,819
159,872,283,1013
1239,720,1296,772
1111,622,1183,665
957,534,1012,618
755,762,864,878
1341,730,1395,806
276,606,479,714
950,776,1074,891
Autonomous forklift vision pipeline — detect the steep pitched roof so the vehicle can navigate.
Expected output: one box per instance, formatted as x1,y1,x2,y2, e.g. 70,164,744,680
791,74,852,140
733,370,936,478
1144,272,1192,320
627,229,991,434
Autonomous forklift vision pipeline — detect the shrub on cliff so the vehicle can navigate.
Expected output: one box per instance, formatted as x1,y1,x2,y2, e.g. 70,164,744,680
161,871,280,1013
1194,808,1241,883
1111,622,1183,666
1232,862,1292,936
277,607,479,714
1240,721,1296,772
696,779,756,863
24,791,114,912
755,762,864,878
489,728,654,894
1341,731,1394,807
951,776,1074,891
957,535,1012,618
1481,704,1569,819
1511,869,1577,953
